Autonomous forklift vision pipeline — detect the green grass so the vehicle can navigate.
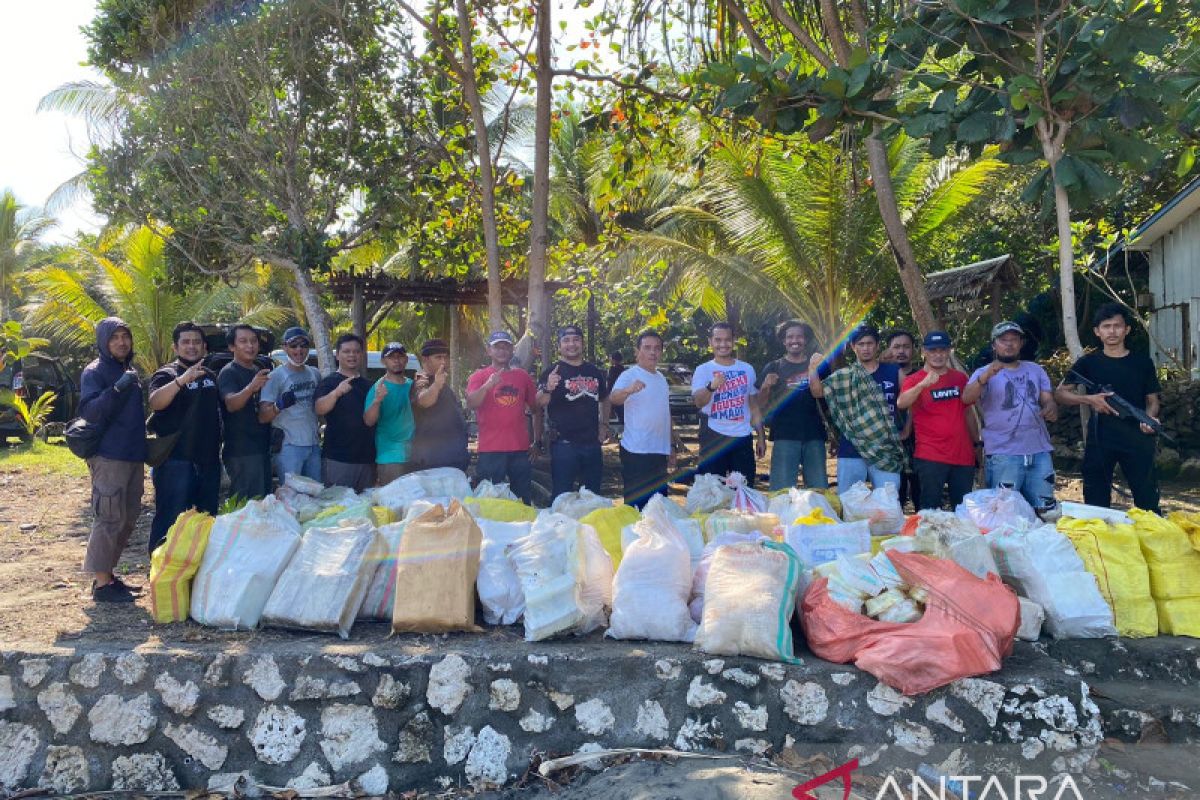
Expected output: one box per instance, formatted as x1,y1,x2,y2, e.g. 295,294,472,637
0,439,90,478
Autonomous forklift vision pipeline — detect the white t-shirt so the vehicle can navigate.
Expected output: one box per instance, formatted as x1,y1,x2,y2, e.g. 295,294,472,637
691,359,757,438
613,365,670,455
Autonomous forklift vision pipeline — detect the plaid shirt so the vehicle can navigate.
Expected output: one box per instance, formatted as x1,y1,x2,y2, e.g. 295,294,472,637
823,362,906,474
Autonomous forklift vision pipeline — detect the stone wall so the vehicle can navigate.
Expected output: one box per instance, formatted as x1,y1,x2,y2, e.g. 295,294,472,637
0,635,1158,795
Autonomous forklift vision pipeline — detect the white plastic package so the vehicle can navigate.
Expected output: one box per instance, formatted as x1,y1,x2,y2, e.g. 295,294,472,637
694,541,802,661
262,521,384,639
191,496,302,630
473,480,519,501
507,512,585,641
550,488,613,520
702,510,780,541
686,473,735,514
1059,502,1132,525
839,482,905,536
577,524,615,633
726,471,767,512
476,519,533,626
768,488,841,524
608,505,697,642
956,487,1038,533
358,520,408,620
625,495,705,570
284,474,324,497
785,519,871,567
1017,596,1045,641
914,511,999,579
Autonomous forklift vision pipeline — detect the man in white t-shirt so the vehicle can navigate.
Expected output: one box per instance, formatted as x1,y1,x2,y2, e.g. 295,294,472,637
610,330,676,508
691,321,761,482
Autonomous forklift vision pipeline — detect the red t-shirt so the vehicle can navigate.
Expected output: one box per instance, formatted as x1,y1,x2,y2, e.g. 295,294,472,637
903,369,974,466
467,366,536,452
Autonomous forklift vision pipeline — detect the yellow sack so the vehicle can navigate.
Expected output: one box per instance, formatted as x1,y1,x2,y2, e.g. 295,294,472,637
464,497,538,522
1059,517,1157,637
370,506,396,527
149,510,215,624
1129,509,1200,636
1167,511,1200,553
792,508,836,527
580,504,641,568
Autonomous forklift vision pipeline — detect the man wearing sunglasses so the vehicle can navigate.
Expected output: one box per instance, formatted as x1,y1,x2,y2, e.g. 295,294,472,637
259,326,322,482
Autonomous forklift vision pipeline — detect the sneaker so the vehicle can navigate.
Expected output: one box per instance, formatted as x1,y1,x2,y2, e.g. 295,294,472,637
92,580,136,604
111,576,144,596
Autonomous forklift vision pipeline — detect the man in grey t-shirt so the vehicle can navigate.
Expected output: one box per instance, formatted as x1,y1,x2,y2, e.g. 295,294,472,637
259,326,322,481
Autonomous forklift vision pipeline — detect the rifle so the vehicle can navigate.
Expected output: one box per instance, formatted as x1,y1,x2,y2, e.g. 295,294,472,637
1066,370,1175,444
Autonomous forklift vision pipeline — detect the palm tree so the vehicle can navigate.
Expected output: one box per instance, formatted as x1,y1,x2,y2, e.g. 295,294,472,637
616,133,1004,349
22,225,290,373
0,190,55,323
37,80,128,212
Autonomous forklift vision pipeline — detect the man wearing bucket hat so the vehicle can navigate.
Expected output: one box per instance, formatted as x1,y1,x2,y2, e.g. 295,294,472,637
897,330,976,510
467,330,539,503
364,342,416,486
537,324,610,498
259,326,322,482
962,321,1058,515
410,339,469,472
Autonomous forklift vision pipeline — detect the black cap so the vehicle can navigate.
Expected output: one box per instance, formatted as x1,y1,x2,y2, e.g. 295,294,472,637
922,331,952,349
420,339,449,357
381,342,407,357
558,324,584,341
282,326,310,345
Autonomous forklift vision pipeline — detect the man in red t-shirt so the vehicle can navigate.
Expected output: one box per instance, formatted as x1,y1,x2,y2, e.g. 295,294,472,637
897,331,977,510
467,331,540,503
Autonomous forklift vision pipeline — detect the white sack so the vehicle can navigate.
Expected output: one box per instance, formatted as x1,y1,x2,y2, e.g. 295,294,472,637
476,519,532,626
839,481,904,536
508,512,585,641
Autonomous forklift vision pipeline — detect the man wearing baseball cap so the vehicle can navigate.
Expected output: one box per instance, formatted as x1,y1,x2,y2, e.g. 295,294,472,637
537,324,611,498
411,339,469,472
364,342,415,485
259,326,322,482
897,331,975,510
467,331,539,503
962,321,1058,515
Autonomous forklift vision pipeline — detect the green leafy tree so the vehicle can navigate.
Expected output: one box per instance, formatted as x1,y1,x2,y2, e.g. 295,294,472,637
0,190,54,322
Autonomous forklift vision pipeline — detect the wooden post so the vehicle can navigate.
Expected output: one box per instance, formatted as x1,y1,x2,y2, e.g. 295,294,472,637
990,281,1002,326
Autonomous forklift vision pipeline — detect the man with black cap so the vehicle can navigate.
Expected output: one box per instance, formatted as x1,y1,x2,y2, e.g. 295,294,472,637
259,326,321,482
411,339,469,472
963,321,1058,515
364,342,415,485
78,316,146,603
146,321,222,555
537,324,610,498
467,330,539,502
314,333,375,492
810,325,905,493
898,331,976,510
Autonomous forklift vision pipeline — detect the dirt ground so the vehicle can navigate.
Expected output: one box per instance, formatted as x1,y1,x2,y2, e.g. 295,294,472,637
0,438,1198,651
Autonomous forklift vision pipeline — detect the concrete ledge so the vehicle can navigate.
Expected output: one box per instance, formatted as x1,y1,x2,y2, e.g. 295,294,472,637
0,629,1141,794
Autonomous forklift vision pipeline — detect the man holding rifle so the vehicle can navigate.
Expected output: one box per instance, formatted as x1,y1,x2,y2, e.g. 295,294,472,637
1054,303,1162,514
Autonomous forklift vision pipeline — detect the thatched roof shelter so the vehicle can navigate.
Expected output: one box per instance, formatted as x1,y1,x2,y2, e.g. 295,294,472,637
924,254,1020,324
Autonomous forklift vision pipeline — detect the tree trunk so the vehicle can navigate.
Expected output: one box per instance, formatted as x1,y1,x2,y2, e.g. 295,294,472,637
454,0,504,330
863,129,940,336
1045,152,1085,360
525,0,553,354
286,261,334,374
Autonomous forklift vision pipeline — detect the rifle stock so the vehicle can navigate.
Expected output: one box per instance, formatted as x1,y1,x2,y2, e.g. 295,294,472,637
1066,370,1174,444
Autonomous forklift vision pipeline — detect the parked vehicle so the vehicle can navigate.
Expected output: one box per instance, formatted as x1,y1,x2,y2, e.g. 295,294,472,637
199,324,275,373
268,349,419,382
0,353,79,442
659,363,698,424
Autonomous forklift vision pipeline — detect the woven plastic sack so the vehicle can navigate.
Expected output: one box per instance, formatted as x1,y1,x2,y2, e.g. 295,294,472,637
150,510,214,623
1167,511,1200,552
476,519,532,626
550,488,613,520
404,467,473,498
301,501,373,534
913,511,998,579
623,494,705,570
391,500,482,633
262,521,383,639
1129,509,1200,636
694,541,803,661
276,485,323,522
840,482,905,536
726,471,767,512
473,479,519,501
578,524,615,633
373,477,427,514
955,488,1037,534
465,497,538,523
507,512,585,640
284,473,324,496
608,501,697,642
1059,517,1157,637
988,523,1115,639
579,504,641,568
689,529,771,623
686,473,735,514
768,488,841,525
191,496,303,630
801,551,1020,695
357,521,408,620
702,509,782,541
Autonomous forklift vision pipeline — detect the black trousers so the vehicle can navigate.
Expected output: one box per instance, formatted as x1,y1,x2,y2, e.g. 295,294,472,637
1081,437,1160,514
913,457,975,511
620,447,668,509
697,423,756,484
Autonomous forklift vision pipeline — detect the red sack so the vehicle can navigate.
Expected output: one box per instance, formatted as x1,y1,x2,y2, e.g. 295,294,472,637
800,551,1019,695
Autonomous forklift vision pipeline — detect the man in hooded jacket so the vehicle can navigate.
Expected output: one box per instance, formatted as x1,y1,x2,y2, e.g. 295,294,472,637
78,317,146,603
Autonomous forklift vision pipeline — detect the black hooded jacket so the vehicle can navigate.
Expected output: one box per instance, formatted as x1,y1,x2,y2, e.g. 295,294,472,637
78,317,147,462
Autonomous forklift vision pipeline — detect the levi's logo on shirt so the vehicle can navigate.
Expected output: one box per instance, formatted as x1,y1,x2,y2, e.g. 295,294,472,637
931,384,961,401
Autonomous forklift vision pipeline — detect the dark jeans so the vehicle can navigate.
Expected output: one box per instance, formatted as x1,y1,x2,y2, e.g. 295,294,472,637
150,458,221,554
898,438,920,512
476,450,533,504
697,425,756,484
913,457,975,511
224,452,272,500
550,440,603,499
620,447,668,509
1082,438,1160,514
